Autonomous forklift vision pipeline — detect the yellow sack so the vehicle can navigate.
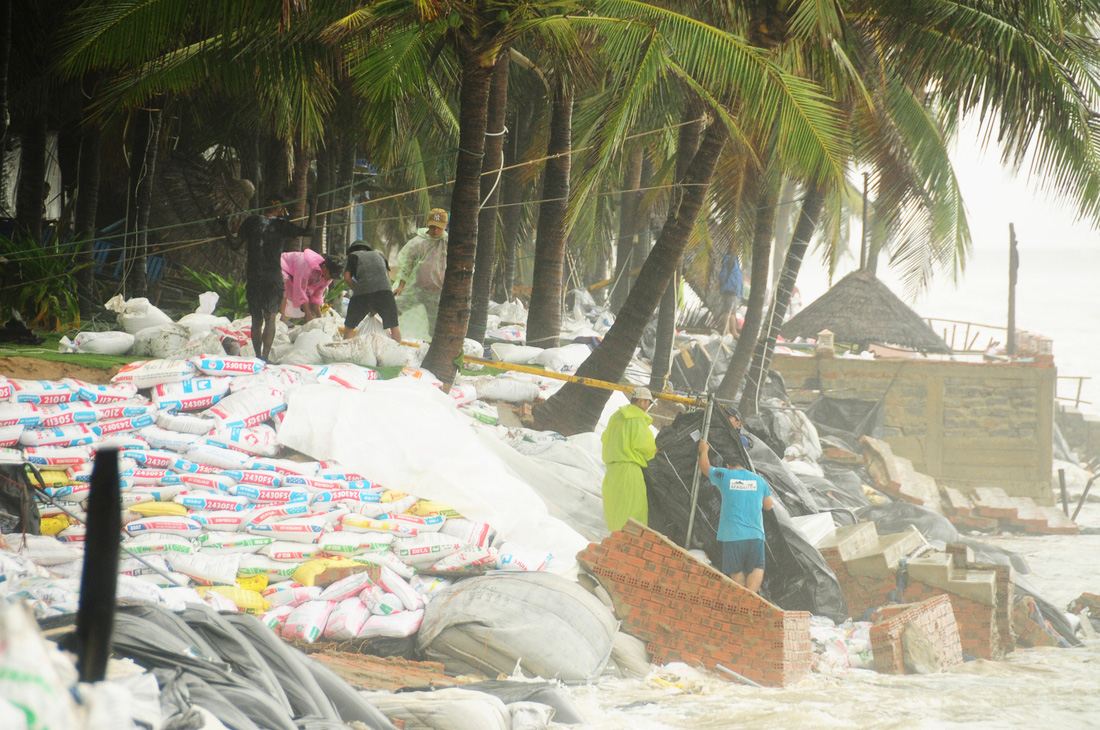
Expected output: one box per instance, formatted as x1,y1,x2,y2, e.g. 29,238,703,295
40,515,72,537
380,490,409,502
292,557,370,587
236,574,269,592
37,470,72,487
198,586,269,615
406,499,461,518
129,501,188,517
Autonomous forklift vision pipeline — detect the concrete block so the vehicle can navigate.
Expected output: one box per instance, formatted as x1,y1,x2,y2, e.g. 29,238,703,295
869,595,963,674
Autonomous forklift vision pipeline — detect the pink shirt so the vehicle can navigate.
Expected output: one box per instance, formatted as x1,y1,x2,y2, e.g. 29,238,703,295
281,249,329,307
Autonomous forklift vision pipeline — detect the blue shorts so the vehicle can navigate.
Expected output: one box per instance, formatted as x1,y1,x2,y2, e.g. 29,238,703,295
722,538,765,575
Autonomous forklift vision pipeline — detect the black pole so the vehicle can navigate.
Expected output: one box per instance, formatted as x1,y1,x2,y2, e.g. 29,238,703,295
1059,468,1069,516
1008,223,1018,356
76,448,120,683
859,172,869,271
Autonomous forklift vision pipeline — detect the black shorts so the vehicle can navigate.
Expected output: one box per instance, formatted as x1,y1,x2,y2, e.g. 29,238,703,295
247,276,284,318
722,538,765,575
346,290,399,330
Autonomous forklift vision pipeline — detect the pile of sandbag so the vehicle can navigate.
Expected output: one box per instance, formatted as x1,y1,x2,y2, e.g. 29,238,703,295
0,357,563,647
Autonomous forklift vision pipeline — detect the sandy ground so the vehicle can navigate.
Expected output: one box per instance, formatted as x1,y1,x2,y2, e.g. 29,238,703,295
0,356,120,383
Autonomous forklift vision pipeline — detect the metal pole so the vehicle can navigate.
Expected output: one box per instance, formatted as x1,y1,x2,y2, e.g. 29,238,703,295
76,449,121,683
1059,468,1069,516
684,397,716,548
1072,475,1096,523
1008,223,1018,356
860,172,869,271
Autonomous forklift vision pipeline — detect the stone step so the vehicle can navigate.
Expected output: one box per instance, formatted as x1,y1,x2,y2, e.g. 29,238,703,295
845,526,926,579
906,553,996,605
816,521,880,563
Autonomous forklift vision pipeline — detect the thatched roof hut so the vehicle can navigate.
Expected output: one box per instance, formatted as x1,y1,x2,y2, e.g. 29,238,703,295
780,270,951,354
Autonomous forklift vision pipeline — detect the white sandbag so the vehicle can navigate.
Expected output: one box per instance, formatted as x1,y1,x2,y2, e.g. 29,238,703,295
275,329,332,366
90,400,157,421
238,554,299,582
227,368,301,394
191,355,266,376
126,484,183,502
140,425,204,452
458,400,498,425
0,603,80,730
318,532,394,557
176,312,231,336
260,605,295,630
167,552,241,586
316,363,381,391
119,467,172,485
62,330,135,355
379,566,422,611
324,597,370,640
314,571,373,602
22,445,90,467
226,469,283,488
282,600,336,643
370,334,417,368
248,517,325,544
379,513,445,533
204,424,279,457
439,518,497,549
232,486,308,505
399,367,443,388
0,425,22,447
358,608,425,639
353,551,415,580
263,584,321,608
93,413,156,436
127,449,176,468
528,343,592,373
496,541,552,571
175,493,249,511
431,546,498,572
176,473,237,491
448,383,477,407
318,338,376,367
338,515,418,537
38,402,98,428
8,379,79,405
489,343,543,365
67,380,141,404
0,378,9,401
124,516,203,539
19,425,98,448
0,403,42,428
196,531,273,553
105,295,173,333
112,359,197,388
476,375,541,403
123,533,195,555
132,323,193,358
392,533,465,569
15,534,83,566
190,510,251,532
205,386,286,429
156,411,216,436
247,504,310,525
151,378,231,412
184,444,255,470
311,489,381,507
492,299,527,325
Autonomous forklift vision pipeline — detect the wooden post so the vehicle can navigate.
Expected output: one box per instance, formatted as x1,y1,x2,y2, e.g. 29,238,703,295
1008,224,1018,356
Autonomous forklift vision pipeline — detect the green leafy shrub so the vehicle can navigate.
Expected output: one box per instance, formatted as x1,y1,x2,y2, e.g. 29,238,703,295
0,234,82,330
183,267,249,320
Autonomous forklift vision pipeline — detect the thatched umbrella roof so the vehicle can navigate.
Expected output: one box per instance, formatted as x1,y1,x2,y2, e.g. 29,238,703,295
780,270,951,353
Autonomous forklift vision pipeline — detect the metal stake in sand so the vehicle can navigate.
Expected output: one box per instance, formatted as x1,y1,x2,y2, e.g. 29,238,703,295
684,396,715,548
76,448,121,683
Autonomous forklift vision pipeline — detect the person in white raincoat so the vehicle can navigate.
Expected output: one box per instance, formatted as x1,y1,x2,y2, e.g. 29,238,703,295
394,208,448,340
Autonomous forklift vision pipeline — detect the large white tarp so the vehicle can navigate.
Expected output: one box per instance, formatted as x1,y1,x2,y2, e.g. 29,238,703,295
277,380,589,577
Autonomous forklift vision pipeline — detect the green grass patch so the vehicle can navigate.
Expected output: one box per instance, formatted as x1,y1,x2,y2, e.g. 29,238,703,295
0,333,138,370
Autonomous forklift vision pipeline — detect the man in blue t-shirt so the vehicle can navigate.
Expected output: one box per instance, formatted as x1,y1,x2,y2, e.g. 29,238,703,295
697,439,773,593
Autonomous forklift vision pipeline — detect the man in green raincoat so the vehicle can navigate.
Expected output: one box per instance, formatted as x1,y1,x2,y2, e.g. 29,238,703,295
601,387,658,531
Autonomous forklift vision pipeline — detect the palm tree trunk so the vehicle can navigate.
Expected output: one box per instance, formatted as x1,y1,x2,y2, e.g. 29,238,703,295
610,146,643,313
526,79,574,349
14,99,46,242
650,112,703,392
715,178,779,401
124,105,162,298
74,116,101,314
740,181,824,414
329,140,354,256
289,139,308,251
420,42,496,386
498,102,533,302
467,53,510,344
534,123,728,435
0,0,10,157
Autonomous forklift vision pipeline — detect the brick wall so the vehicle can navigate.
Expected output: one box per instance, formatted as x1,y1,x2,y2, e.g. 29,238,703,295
577,520,811,687
869,595,963,674
774,354,1055,502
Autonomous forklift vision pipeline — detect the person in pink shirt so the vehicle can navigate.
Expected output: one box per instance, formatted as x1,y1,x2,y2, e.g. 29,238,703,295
280,249,341,323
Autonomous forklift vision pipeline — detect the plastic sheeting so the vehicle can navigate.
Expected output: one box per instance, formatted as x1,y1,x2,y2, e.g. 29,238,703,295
804,397,885,453
856,502,959,544
416,572,618,680
277,380,590,578
644,411,847,621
